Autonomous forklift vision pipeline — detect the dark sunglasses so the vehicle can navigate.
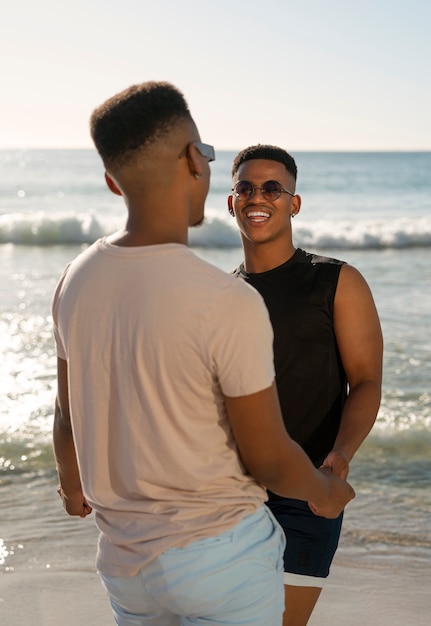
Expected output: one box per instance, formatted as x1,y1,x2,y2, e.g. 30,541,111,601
193,141,216,162
232,180,294,201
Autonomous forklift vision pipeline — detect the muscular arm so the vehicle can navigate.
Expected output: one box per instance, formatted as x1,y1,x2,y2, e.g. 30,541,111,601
53,357,92,518
224,383,355,518
323,264,383,479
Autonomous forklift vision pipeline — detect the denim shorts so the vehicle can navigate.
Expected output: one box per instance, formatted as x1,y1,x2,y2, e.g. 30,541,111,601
266,496,343,588
99,506,286,625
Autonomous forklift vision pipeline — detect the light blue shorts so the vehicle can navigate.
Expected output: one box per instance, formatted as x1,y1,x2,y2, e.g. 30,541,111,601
99,506,286,626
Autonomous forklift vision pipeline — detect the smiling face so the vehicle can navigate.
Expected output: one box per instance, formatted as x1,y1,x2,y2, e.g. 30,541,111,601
229,159,301,264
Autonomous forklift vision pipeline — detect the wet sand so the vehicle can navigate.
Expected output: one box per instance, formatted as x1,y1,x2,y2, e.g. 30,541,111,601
1,555,429,625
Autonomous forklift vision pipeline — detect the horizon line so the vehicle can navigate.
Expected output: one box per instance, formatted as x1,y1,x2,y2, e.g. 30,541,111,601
1,146,430,153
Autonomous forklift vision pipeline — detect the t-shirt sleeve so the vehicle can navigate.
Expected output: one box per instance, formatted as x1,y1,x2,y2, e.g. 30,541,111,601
212,280,275,398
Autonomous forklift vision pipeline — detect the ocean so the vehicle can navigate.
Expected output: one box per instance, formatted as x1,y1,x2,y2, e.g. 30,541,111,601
1,149,430,578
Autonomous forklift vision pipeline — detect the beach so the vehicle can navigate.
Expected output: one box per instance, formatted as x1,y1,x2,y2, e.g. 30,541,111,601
1,555,429,625
1,149,430,624
1,473,430,624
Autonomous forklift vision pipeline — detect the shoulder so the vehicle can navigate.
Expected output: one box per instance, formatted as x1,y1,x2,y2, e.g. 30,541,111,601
192,254,253,292
294,250,345,296
189,253,267,311
61,239,104,275
298,249,345,267
55,239,107,287
337,263,369,289
335,263,376,308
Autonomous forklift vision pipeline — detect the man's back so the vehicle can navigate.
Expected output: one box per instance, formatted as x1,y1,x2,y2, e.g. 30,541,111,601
52,237,274,575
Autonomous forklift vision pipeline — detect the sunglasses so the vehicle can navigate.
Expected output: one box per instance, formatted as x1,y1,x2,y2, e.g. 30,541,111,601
193,141,216,162
232,180,294,201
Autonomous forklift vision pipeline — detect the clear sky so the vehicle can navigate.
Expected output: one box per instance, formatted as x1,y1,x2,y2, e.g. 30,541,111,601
2,0,430,150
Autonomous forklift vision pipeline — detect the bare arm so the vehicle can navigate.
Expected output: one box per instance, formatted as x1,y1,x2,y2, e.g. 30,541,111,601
322,264,383,479
53,357,92,518
224,383,355,518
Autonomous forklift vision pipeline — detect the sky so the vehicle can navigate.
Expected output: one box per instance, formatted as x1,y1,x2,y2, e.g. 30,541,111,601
1,0,430,151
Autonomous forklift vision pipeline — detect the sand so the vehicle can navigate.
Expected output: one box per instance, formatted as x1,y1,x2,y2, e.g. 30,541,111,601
309,557,430,625
1,557,429,625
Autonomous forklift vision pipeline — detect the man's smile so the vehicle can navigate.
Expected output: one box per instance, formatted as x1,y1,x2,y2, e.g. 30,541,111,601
245,209,271,223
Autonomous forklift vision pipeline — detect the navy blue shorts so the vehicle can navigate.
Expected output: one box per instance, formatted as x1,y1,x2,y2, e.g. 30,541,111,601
265,495,343,587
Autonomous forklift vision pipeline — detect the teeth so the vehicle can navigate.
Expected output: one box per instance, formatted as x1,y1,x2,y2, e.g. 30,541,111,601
246,211,270,218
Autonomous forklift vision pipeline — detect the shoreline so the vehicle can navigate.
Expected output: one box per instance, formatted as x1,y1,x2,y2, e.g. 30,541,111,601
1,554,429,625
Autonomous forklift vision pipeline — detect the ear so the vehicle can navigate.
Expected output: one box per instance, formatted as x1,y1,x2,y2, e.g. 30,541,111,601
187,143,202,179
290,194,302,217
105,172,123,196
227,195,235,217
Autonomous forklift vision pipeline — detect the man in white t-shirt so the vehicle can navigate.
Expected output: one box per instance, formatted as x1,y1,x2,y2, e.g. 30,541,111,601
52,80,354,626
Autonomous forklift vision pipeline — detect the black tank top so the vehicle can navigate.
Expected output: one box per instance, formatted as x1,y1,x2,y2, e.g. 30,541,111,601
234,248,347,467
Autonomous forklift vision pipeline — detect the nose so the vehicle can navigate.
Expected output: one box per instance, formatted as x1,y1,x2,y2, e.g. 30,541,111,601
248,186,266,201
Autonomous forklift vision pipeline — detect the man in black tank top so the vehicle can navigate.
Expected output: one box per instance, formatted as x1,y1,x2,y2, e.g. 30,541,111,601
228,145,383,626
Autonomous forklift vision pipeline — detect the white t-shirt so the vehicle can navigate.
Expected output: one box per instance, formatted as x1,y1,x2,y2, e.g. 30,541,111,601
52,239,275,575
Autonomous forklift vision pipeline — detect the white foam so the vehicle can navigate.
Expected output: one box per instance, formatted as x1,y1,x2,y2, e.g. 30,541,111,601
1,211,431,249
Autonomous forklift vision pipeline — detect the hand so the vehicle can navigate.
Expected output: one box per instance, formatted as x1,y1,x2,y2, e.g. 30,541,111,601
321,449,350,480
308,467,355,519
57,485,93,518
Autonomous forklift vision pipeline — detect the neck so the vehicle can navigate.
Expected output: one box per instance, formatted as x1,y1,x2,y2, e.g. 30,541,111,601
242,240,297,273
108,208,189,247
109,180,194,247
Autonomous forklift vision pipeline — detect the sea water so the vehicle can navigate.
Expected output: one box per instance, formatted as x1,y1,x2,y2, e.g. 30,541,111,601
1,149,430,575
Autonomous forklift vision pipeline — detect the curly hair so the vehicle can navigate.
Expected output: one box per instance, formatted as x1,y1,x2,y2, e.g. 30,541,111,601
90,81,193,169
231,144,298,181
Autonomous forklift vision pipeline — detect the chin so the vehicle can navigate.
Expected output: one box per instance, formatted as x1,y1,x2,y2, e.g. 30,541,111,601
191,215,205,227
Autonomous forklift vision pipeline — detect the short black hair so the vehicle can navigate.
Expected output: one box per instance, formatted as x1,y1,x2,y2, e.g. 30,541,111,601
90,81,193,169
232,144,298,181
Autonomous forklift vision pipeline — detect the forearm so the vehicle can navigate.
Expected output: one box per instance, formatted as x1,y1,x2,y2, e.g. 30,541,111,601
53,399,83,495
263,435,330,501
263,434,355,518
332,379,382,462
260,437,318,500
53,358,91,517
225,384,354,519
